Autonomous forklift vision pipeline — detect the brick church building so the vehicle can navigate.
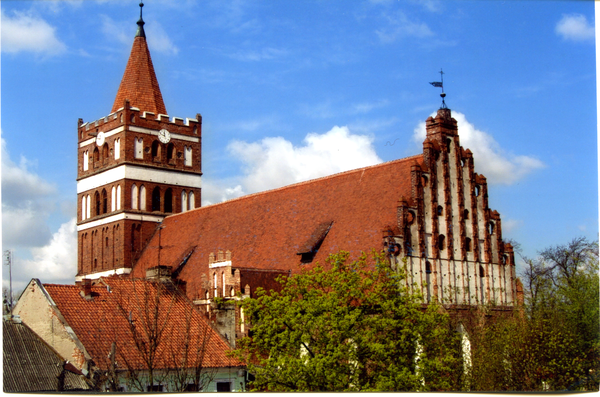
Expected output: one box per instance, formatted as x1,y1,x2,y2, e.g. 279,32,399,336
75,4,519,346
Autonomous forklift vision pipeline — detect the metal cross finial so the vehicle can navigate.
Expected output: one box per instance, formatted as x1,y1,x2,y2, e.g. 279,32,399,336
139,2,144,19
135,1,146,38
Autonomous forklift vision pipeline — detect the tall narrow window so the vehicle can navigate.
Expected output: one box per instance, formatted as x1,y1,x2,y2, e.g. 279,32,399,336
134,138,143,159
151,140,161,160
140,185,146,211
81,196,86,221
93,148,100,167
102,143,109,160
152,187,161,212
465,238,472,252
438,234,445,251
102,189,108,214
425,261,432,303
181,190,188,212
132,184,139,210
114,138,121,160
83,150,89,171
189,191,195,210
95,191,101,216
213,273,217,297
164,188,173,213
479,265,485,303
184,146,192,166
116,185,121,210
167,143,175,162
86,195,91,219
222,272,226,297
111,187,116,212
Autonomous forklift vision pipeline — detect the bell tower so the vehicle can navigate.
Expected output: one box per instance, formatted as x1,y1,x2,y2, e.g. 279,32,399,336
75,2,202,282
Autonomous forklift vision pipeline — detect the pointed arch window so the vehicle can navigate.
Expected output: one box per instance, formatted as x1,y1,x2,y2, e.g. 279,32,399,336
102,143,109,161
140,185,146,211
81,196,87,221
213,273,218,298
167,143,175,163
425,261,432,303
86,195,91,219
465,237,472,252
93,148,100,167
164,188,173,213
181,190,188,213
438,234,445,251
116,185,121,210
222,272,226,297
95,191,101,216
152,187,161,212
115,138,121,160
102,189,108,214
188,191,195,210
134,138,143,159
184,146,192,167
151,140,161,161
83,150,89,171
111,187,116,212
132,184,139,210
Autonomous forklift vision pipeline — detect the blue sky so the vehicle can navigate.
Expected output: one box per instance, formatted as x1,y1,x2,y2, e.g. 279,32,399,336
1,0,597,291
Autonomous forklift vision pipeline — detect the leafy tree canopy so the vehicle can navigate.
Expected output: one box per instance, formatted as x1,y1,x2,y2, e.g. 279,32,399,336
234,251,462,392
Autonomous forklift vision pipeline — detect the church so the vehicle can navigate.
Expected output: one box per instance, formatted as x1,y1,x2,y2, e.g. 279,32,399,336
74,4,519,346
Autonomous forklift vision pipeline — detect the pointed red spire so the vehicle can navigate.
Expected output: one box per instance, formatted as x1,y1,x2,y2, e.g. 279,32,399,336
111,3,167,115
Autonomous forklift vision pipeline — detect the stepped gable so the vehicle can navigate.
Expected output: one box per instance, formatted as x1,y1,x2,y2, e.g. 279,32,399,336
111,27,167,115
43,279,240,371
131,155,423,295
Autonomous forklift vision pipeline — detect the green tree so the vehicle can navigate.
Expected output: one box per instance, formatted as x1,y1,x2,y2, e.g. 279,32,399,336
234,251,463,392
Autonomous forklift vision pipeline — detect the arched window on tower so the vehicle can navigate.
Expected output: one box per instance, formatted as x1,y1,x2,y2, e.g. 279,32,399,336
93,148,100,168
189,191,195,210
86,195,91,219
152,187,161,212
213,273,218,298
134,138,143,159
167,143,175,163
116,185,121,210
151,140,161,161
488,222,495,235
222,272,226,297
184,146,192,167
81,196,86,221
181,190,188,213
83,150,89,171
479,265,486,303
95,191,101,216
102,189,108,214
140,185,146,211
102,143,109,162
111,186,116,212
164,188,173,213
438,234,445,251
131,184,139,210
114,138,121,160
465,238,472,252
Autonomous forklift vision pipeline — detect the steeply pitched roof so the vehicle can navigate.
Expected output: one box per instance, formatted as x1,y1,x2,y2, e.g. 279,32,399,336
3,320,90,392
131,155,423,297
43,279,241,372
111,33,167,115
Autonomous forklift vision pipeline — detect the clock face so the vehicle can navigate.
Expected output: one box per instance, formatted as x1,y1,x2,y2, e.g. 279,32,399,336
96,131,105,147
158,129,171,144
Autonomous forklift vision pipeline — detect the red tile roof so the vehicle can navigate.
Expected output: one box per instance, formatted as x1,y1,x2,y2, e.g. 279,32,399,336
111,36,167,115
43,278,241,371
132,155,423,298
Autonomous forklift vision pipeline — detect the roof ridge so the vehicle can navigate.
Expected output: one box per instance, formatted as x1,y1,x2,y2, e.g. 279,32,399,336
167,153,424,219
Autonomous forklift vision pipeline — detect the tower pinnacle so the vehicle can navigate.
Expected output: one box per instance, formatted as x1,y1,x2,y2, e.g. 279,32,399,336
136,2,146,38
111,1,167,115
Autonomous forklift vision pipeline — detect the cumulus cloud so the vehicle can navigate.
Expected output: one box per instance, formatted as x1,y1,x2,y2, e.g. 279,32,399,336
1,9,67,55
228,47,287,62
14,219,78,286
413,112,545,185
1,139,56,248
210,126,383,199
555,13,594,42
376,10,433,43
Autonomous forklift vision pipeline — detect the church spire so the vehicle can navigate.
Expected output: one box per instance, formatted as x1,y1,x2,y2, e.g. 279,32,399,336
111,1,167,115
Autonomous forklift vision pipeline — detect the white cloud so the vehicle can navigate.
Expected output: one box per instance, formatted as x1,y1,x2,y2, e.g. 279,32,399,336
1,9,67,55
352,99,389,114
412,111,545,185
226,126,383,194
146,22,179,55
501,219,523,234
1,139,57,248
555,14,594,42
14,219,78,286
228,47,287,62
376,10,433,43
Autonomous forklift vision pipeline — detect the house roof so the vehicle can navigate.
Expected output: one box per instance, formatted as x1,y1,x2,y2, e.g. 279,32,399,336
43,278,241,372
111,26,166,115
131,155,423,298
3,319,91,392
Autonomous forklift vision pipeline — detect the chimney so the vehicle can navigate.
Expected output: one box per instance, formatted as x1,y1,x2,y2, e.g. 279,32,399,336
80,279,93,300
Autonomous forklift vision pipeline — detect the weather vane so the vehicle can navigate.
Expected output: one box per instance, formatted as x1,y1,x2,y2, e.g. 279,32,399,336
429,69,447,109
